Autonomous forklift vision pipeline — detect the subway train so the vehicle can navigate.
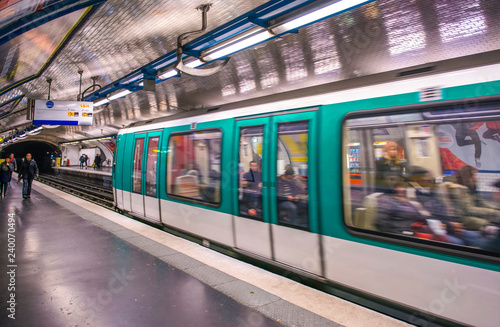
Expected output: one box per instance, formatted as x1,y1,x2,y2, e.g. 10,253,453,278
113,56,500,327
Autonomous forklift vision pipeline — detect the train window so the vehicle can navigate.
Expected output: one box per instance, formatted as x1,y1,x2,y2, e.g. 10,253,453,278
276,121,309,229
343,104,500,255
145,136,159,197
132,138,144,193
238,126,264,220
166,129,222,205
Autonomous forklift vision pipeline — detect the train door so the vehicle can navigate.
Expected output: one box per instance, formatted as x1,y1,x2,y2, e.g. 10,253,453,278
143,132,161,221
269,110,321,275
130,135,146,217
234,110,321,275
234,117,272,259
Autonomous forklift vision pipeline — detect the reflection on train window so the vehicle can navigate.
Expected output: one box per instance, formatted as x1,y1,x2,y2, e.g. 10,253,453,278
277,121,309,229
343,105,500,255
132,138,144,193
145,137,159,197
167,129,221,205
239,126,263,220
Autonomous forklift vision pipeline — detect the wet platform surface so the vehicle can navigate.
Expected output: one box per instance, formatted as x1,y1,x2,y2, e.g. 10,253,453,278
0,182,285,327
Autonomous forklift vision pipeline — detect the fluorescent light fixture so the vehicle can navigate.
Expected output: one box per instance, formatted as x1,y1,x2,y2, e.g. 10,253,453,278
94,89,131,106
186,59,203,68
152,58,177,71
158,60,202,80
203,30,273,61
108,89,132,100
121,73,143,84
28,126,43,134
158,70,177,80
94,99,110,106
272,0,372,35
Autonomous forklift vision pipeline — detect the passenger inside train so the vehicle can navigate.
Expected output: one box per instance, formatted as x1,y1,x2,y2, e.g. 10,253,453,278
240,160,263,219
344,105,500,253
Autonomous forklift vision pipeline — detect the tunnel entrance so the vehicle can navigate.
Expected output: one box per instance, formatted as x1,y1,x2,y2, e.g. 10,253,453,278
1,141,60,174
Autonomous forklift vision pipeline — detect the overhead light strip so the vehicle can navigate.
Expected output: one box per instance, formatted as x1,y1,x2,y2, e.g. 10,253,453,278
108,89,132,100
93,89,132,107
271,0,373,34
203,30,273,62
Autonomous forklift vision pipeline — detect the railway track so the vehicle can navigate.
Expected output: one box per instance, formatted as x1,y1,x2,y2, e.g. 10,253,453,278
37,174,114,208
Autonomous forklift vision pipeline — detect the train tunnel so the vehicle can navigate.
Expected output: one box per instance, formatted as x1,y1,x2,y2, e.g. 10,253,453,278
0,141,59,174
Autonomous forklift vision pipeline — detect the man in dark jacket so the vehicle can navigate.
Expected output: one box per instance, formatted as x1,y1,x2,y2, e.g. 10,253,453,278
94,153,102,170
18,153,39,199
0,157,12,197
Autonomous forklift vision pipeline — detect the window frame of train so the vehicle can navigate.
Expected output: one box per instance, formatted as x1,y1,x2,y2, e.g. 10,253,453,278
235,109,319,233
166,128,222,207
132,137,145,195
341,101,500,262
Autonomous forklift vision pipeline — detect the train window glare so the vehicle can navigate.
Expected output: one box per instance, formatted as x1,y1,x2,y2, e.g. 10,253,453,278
276,121,309,229
145,136,159,197
239,126,264,220
343,105,500,255
167,129,222,205
132,138,144,193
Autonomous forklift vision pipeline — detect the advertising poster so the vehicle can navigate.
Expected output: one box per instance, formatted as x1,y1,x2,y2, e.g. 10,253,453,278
437,121,500,171
0,6,87,93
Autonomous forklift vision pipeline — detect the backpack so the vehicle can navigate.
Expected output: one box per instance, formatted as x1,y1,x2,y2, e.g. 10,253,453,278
1,162,9,172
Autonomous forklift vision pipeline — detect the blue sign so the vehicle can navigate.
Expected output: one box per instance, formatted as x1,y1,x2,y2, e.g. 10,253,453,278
46,100,54,108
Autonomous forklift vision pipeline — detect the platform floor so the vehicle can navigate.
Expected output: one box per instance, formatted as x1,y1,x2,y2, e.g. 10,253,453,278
0,181,409,327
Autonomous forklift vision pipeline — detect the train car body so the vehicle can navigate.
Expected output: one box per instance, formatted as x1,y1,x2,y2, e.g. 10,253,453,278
114,59,500,326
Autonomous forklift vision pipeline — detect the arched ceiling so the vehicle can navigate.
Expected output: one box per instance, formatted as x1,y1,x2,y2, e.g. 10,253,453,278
1,0,499,145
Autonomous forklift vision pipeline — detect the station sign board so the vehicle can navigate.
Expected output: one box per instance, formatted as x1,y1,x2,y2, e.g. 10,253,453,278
33,99,93,125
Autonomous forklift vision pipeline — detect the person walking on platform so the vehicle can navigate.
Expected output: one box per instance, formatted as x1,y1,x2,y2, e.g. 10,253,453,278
18,153,39,199
0,157,12,197
9,153,17,171
8,153,16,185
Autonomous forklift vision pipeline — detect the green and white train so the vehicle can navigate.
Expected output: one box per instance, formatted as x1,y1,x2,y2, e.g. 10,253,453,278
114,57,500,326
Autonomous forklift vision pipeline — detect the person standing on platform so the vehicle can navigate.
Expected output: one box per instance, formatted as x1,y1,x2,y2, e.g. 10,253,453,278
18,153,39,199
84,154,89,169
79,154,85,169
94,153,101,170
0,157,12,197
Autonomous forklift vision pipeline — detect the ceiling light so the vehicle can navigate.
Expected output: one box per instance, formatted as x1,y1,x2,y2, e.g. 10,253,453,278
158,70,178,80
271,0,373,35
186,60,203,68
94,99,109,106
121,73,143,84
202,30,273,61
108,89,132,100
